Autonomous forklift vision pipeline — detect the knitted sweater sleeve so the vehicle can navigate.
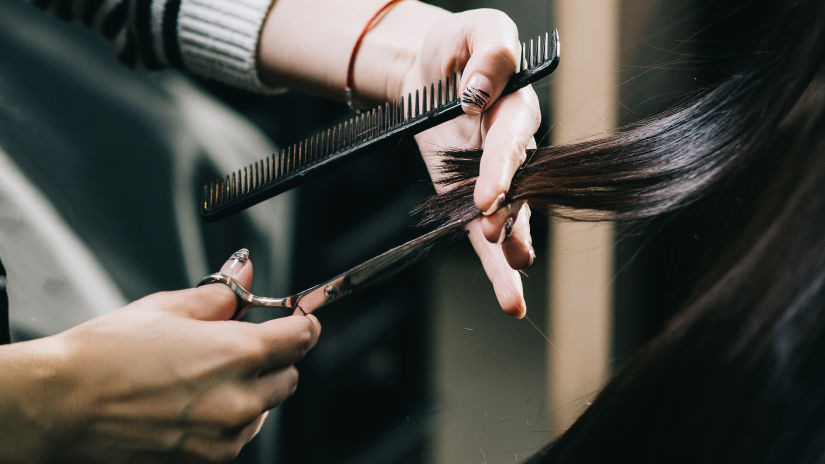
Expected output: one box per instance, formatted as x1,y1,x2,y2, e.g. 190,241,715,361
31,0,276,92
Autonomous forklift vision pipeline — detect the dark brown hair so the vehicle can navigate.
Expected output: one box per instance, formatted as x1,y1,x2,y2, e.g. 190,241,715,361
420,0,825,462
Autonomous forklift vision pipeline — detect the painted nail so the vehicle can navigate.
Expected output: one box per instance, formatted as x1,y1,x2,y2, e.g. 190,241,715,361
220,248,249,277
482,192,506,216
499,215,516,244
461,74,493,116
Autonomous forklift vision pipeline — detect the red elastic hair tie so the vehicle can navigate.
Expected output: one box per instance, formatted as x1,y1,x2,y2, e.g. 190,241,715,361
345,0,406,111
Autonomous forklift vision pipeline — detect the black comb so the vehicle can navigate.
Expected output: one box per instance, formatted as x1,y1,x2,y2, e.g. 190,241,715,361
201,29,560,221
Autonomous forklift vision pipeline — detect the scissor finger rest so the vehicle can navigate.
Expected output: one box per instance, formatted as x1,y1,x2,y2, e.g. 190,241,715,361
197,273,289,320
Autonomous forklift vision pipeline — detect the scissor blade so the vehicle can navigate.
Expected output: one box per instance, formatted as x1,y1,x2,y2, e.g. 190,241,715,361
288,217,473,313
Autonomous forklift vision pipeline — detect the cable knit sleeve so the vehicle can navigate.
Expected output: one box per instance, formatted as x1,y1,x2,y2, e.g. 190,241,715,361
31,0,277,92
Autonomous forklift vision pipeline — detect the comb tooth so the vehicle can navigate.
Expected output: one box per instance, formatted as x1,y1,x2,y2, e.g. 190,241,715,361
321,129,327,156
522,42,528,71
376,106,382,133
537,34,542,62
230,172,235,199
453,72,459,102
445,75,450,102
319,130,324,156
241,166,247,194
217,176,223,205
353,115,358,142
254,161,259,189
438,78,443,107
536,36,547,63
312,133,318,161
530,38,535,68
414,89,419,117
294,142,300,169
266,154,272,183
373,107,378,134
202,184,209,210
429,83,435,111
285,145,292,175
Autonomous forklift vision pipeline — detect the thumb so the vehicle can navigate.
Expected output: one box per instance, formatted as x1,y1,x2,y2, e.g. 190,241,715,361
174,248,255,321
457,11,521,116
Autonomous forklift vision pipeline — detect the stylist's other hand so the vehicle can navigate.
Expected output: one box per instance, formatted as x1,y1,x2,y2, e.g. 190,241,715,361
404,9,540,317
41,249,320,463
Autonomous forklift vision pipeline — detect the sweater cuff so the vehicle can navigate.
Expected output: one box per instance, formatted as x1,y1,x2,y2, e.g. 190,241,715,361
178,0,277,93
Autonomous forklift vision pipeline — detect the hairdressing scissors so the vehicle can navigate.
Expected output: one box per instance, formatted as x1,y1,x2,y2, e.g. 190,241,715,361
198,215,475,319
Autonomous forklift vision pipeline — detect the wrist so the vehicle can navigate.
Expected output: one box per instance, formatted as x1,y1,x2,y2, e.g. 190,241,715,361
257,0,449,103
355,1,448,103
0,336,74,463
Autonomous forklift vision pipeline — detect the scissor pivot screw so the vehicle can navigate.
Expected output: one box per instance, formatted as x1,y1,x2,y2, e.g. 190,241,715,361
324,284,339,298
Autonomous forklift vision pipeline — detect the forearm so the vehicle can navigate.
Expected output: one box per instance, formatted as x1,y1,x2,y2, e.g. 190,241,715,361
258,0,449,103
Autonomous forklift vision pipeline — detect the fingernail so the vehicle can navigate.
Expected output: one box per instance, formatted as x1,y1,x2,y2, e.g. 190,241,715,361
527,247,536,269
498,215,515,244
461,74,493,116
220,248,249,277
482,192,506,216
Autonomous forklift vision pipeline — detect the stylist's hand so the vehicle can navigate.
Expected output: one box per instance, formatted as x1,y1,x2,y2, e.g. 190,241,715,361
40,249,320,463
404,9,540,317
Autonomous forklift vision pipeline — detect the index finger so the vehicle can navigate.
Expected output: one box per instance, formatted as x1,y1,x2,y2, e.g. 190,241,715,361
475,86,541,213
256,314,322,372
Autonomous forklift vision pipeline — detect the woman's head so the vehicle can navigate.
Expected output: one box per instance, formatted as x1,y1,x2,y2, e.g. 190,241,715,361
421,1,825,461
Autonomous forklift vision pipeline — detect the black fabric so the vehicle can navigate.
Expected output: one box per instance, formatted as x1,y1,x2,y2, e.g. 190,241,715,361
0,256,9,345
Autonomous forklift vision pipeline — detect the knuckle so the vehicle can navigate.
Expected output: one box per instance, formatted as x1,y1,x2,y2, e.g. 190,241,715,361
294,321,317,355
239,334,269,365
209,444,241,464
202,283,236,307
287,366,300,395
221,391,262,428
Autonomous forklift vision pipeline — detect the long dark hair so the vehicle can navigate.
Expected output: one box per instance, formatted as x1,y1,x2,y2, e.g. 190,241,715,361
421,0,825,461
